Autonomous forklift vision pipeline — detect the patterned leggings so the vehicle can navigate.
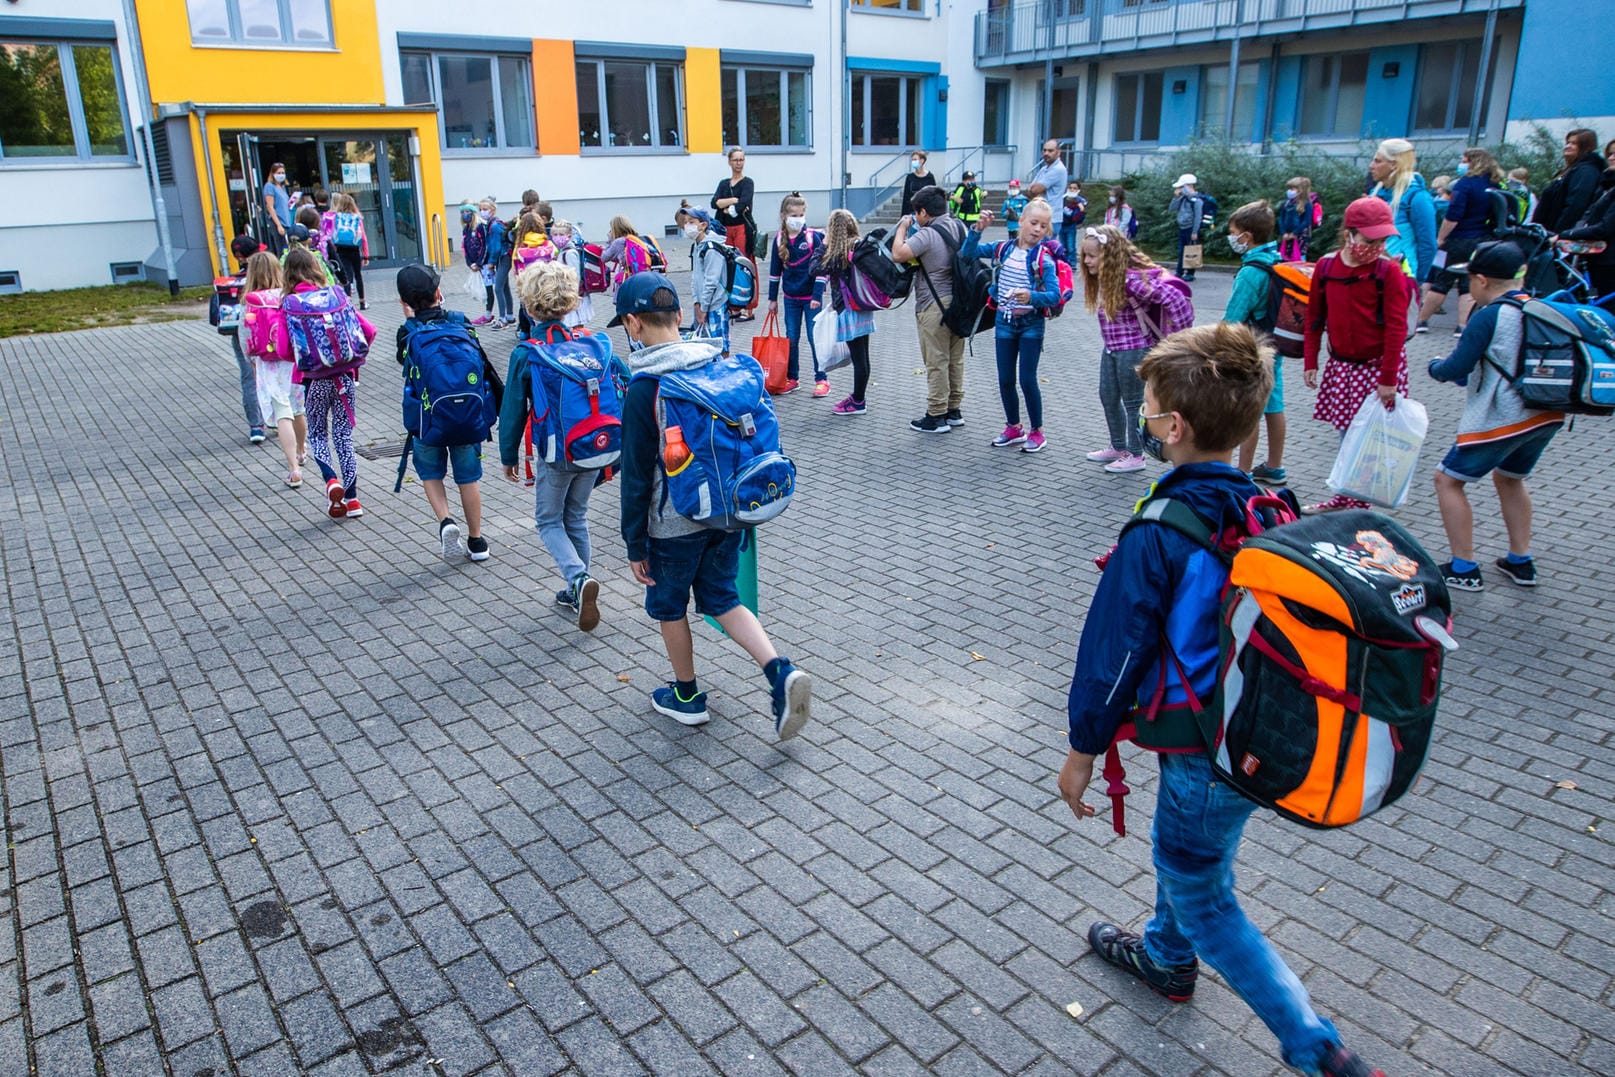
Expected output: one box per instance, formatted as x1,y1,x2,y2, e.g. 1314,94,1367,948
304,374,358,497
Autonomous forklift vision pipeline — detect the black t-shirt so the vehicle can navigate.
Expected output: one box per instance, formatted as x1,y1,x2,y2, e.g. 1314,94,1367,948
902,171,938,216
712,177,756,234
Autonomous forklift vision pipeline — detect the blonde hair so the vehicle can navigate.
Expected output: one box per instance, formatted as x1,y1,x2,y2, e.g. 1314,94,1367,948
1372,138,1417,215
514,211,545,246
243,251,281,293
1019,197,1053,226
819,209,860,272
550,217,575,238
1080,224,1158,320
515,260,580,322
777,193,808,255
607,214,638,241
1462,147,1505,184
1285,176,1313,201
477,197,498,216
332,192,359,215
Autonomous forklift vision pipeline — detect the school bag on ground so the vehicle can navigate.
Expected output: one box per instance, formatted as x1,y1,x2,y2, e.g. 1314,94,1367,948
210,276,245,336
845,228,912,310
1102,497,1451,836
1487,296,1615,415
1255,261,1316,358
526,325,626,472
642,356,796,531
916,220,993,341
284,286,370,377
332,212,363,248
242,289,291,360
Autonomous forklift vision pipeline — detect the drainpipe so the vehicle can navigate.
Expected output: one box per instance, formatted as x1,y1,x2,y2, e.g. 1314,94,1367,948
194,106,230,271
1260,41,1280,155
1041,0,1054,155
837,0,848,211
1224,8,1243,141
121,0,179,295
1468,5,1498,145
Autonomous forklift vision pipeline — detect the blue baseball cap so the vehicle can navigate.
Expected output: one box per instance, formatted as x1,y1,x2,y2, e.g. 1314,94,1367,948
607,271,681,327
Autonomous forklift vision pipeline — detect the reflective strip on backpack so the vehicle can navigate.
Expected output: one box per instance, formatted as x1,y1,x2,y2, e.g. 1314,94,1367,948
1356,718,1397,818
1213,588,1263,774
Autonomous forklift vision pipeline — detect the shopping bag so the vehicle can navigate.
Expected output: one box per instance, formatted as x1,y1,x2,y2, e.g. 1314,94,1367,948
1181,244,1204,270
755,310,791,394
810,305,851,372
1327,394,1428,508
462,268,482,297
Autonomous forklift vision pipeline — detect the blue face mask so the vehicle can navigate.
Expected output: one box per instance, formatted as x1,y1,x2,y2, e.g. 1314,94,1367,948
1455,161,1468,176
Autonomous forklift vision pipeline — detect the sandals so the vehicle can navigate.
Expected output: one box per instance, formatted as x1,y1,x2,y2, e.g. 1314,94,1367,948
285,469,303,489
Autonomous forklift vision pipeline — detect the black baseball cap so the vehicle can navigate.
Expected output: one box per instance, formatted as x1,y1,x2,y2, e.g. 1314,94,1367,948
396,263,441,308
1452,240,1526,280
607,271,680,327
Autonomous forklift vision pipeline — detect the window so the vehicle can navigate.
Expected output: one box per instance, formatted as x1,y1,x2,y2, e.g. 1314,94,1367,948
982,79,1010,146
1413,40,1490,133
185,0,332,47
576,59,685,151
849,73,922,148
1298,52,1368,137
0,41,131,161
400,51,534,151
1199,61,1260,138
850,0,925,12
1113,72,1162,143
721,67,812,149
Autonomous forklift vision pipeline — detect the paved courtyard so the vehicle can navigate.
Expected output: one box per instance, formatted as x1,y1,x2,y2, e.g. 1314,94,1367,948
0,261,1611,1076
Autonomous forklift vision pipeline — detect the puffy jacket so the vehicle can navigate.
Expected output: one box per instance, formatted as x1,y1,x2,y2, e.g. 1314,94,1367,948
1562,169,1615,267
1535,153,1607,234
1371,173,1437,281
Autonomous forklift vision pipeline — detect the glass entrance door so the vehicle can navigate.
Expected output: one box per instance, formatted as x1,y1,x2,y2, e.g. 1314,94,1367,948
381,133,421,263
321,138,385,259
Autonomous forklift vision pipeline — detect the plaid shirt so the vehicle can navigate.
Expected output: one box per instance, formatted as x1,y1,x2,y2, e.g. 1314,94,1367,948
1097,268,1191,352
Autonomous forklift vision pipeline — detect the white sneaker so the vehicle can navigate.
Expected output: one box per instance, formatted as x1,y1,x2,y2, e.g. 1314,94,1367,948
439,520,461,563
1103,453,1148,473
1086,447,1128,463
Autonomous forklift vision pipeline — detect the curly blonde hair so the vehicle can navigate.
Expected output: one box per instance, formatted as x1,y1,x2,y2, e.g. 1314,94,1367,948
1080,224,1157,320
515,260,579,321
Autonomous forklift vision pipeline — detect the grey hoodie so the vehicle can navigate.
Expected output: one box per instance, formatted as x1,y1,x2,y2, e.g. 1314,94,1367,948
620,338,723,557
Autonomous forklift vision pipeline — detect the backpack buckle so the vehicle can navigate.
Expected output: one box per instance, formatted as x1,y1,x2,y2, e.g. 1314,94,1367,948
739,412,756,437
585,376,600,397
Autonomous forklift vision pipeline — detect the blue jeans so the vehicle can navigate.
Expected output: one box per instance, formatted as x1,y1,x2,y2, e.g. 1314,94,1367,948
1147,752,1340,1071
230,331,263,430
782,295,822,382
533,467,595,584
993,314,1045,429
1059,221,1078,265
494,254,514,320
644,530,743,622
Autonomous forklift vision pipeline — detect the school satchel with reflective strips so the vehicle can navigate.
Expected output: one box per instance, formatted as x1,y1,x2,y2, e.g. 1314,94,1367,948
1103,497,1454,834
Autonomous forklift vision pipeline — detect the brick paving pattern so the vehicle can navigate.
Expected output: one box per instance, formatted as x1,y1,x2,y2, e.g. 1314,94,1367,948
0,261,1611,1076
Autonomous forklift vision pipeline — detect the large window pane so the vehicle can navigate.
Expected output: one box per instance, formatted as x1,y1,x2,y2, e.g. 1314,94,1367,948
870,77,900,145
1298,57,1335,135
499,56,533,148
851,77,867,146
1139,73,1162,141
1115,74,1140,141
238,0,284,42
0,44,74,157
187,0,232,41
1332,53,1368,136
73,46,128,157
1451,43,1478,131
787,71,809,146
983,80,1009,145
904,78,921,146
401,53,432,105
1413,43,1455,130
287,0,331,44
577,62,602,147
603,61,651,147
655,63,681,147
722,68,740,147
439,56,495,149
746,70,781,146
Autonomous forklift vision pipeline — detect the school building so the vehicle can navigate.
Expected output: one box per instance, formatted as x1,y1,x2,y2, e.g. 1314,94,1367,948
0,0,1609,293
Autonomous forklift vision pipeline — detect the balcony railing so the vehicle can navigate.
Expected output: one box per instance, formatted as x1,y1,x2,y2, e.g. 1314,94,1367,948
975,0,1521,65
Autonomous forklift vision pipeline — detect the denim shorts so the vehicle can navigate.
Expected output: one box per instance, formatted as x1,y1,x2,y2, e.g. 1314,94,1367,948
412,440,483,484
1437,423,1560,482
645,530,743,622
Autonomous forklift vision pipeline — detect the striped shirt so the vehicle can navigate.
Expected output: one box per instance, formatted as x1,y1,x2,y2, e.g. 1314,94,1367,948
995,246,1036,315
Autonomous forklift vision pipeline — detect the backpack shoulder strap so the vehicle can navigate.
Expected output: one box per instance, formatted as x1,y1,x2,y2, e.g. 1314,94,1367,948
1120,497,1217,551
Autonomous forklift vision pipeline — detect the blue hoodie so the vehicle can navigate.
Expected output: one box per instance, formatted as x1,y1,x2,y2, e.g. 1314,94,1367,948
1067,462,1262,755
1371,172,1438,282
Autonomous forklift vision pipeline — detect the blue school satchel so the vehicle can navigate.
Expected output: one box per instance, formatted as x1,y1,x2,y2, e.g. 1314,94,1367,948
402,318,495,447
526,326,625,472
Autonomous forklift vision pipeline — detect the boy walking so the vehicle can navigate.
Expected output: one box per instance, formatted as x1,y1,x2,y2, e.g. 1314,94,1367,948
1057,323,1383,1077
396,264,493,563
613,273,811,739
1428,240,1563,591
1223,200,1288,483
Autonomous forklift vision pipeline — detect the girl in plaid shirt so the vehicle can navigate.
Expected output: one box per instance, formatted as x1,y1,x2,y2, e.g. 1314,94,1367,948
1079,224,1196,473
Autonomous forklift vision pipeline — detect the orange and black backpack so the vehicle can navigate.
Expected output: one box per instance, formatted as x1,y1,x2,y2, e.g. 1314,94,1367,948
1105,497,1454,834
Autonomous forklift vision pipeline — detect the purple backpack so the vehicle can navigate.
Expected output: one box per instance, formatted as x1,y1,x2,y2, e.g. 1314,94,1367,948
1132,270,1195,343
284,286,370,377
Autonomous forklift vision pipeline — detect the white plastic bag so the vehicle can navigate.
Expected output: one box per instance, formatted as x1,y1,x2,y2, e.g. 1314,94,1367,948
811,306,851,372
461,268,482,297
1327,394,1428,508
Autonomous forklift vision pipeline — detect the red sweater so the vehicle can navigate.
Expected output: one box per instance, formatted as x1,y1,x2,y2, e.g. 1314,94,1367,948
1302,253,1412,384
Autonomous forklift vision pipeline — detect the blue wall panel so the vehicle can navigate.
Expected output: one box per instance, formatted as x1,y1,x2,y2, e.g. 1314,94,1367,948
1362,45,1418,140
1160,65,1201,145
1511,0,1615,120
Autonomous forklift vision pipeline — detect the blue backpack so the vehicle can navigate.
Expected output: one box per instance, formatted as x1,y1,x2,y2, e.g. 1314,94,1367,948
527,326,626,472
707,242,756,308
643,355,796,531
402,316,496,446
333,212,363,247
1490,296,1615,415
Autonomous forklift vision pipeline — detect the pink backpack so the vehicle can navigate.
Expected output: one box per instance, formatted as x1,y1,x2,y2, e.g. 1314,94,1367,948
1131,270,1195,343
243,289,291,361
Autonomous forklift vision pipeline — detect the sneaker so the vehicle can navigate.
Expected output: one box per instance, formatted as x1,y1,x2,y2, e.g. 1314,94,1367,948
1087,922,1198,1002
813,380,831,398
1493,556,1537,587
249,427,266,444
574,575,600,633
343,498,363,518
945,408,965,427
1085,446,1128,463
1103,453,1147,473
781,379,800,395
1250,463,1288,483
1414,321,1430,334
1318,1046,1386,1077
1453,326,1465,337
991,423,1027,448
652,684,710,726
1020,430,1046,454
909,413,951,434
1440,561,1485,591
831,396,866,416
439,518,461,563
1301,493,1356,515
325,478,347,518
554,587,577,611
466,536,490,563
769,662,812,741
471,314,494,326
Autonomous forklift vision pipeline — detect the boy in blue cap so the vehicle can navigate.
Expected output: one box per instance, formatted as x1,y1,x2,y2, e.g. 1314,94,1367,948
613,273,812,739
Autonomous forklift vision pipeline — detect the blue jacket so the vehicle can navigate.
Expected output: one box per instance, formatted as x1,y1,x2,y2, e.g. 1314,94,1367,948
1067,463,1262,755
1371,173,1437,281
959,232,1062,314
1445,174,1499,241
766,228,827,303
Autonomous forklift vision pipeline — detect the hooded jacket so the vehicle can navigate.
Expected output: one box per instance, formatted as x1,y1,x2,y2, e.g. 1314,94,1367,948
1371,172,1437,281
1535,152,1607,235
1562,169,1615,267
619,339,724,559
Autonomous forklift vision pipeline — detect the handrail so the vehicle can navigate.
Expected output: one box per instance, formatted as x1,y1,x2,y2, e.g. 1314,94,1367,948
866,147,918,189
942,144,1021,187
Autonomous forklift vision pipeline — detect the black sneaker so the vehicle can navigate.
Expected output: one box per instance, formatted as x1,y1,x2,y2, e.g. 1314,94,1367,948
1493,556,1538,587
554,587,578,611
1318,1046,1386,1077
466,535,490,563
1087,922,1197,1002
909,413,952,434
1439,561,1484,591
945,408,965,427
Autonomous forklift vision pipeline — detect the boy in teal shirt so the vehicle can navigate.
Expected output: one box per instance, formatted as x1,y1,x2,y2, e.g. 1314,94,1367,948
1223,200,1287,483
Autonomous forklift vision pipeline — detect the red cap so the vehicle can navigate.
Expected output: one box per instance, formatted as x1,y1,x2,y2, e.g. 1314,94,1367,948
1343,196,1398,240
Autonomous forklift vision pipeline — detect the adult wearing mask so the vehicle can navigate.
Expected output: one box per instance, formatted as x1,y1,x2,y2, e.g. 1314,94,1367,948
1417,147,1503,335
262,162,292,256
1367,138,1437,283
1168,174,1204,281
1534,128,1605,235
901,151,937,217
1560,139,1615,298
712,147,759,321
1029,140,1069,230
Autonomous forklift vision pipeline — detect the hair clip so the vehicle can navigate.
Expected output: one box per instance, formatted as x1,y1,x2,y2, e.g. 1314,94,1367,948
1084,227,1108,244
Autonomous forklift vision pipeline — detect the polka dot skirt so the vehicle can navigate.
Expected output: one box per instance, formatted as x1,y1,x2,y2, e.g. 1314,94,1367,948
1313,357,1410,431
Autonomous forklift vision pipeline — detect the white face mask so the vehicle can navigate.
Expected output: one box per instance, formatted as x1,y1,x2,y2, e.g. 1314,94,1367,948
683,224,701,240
273,173,286,183
785,215,806,232
911,159,922,172
1286,188,1298,200
1108,196,1116,204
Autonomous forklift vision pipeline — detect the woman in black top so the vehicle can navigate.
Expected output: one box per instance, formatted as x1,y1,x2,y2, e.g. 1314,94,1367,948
712,146,759,320
1561,139,1615,298
1534,128,1607,235
901,150,938,217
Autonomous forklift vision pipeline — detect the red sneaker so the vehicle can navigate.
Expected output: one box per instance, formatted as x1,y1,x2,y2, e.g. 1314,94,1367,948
343,498,363,518
325,479,347,518
781,379,800,395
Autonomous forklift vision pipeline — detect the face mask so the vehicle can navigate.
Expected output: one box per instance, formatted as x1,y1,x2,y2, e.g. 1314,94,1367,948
911,160,922,172
1138,410,1168,463
1347,240,1381,263
785,215,806,232
1108,196,1116,205
683,224,701,240
553,234,572,250
479,209,492,221
1455,161,1468,176
1285,188,1298,200
274,173,286,183
1228,233,1249,255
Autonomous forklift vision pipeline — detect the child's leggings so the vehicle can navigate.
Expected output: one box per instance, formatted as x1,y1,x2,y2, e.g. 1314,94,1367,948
333,245,364,302
305,374,358,497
